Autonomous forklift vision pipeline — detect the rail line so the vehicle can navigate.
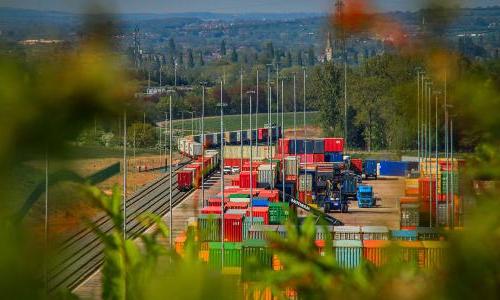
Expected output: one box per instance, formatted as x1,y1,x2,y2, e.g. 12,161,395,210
47,159,215,293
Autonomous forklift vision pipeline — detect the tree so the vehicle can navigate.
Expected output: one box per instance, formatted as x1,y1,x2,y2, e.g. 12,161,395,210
128,122,156,148
287,51,293,67
297,51,303,66
177,52,184,66
220,39,227,56
309,62,342,135
198,51,205,66
307,46,315,66
187,48,194,68
231,46,238,63
168,37,176,54
265,42,274,60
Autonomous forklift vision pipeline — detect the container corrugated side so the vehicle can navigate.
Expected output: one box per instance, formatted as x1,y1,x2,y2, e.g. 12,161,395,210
361,226,389,240
333,226,361,240
422,241,447,269
333,240,363,269
208,242,242,269
242,240,273,281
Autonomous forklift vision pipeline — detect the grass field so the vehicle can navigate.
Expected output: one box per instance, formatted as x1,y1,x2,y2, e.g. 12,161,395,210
168,111,320,134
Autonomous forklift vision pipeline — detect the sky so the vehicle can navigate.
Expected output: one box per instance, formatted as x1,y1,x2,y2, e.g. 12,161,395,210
1,0,499,14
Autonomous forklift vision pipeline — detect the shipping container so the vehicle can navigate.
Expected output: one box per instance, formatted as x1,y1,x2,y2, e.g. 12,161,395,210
243,217,264,240
208,242,242,269
239,171,258,188
396,241,424,267
418,177,437,202
242,240,273,281
350,158,363,174
313,154,325,163
224,214,244,242
379,161,408,177
225,201,249,210
284,156,300,176
251,198,269,207
289,139,303,154
257,164,277,188
324,152,344,162
416,227,441,241
299,173,314,192
363,160,378,178
363,240,390,267
201,206,224,215
313,139,325,154
257,128,268,142
401,203,420,228
316,226,334,241
188,141,202,157
258,190,279,202
334,226,361,240
278,138,291,154
269,203,289,225
390,230,417,241
324,138,344,152
198,215,221,241
177,169,194,191
247,207,269,225
361,226,389,240
248,224,278,240
236,130,248,144
441,171,459,195
422,241,447,269
333,240,363,269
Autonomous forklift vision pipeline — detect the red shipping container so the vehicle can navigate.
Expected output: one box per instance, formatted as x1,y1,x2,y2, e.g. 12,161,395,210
177,170,193,191
419,177,436,202
231,178,240,186
298,191,313,203
239,171,258,188
315,240,325,256
224,214,244,242
324,138,344,152
201,206,223,214
259,190,279,202
242,161,262,171
226,201,249,210
208,197,227,207
246,207,269,224
278,138,290,154
285,175,298,182
401,226,417,230
298,154,315,163
313,154,324,162
258,128,268,142
351,158,363,174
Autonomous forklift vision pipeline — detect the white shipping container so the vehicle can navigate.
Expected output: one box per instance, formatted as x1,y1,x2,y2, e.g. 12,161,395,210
298,174,313,192
361,226,389,240
189,142,202,157
333,226,361,240
258,164,277,187
285,156,300,176
230,198,251,203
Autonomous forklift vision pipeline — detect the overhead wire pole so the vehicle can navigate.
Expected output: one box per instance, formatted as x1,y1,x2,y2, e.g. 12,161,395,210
201,82,207,208
123,110,127,239
434,91,440,226
276,63,280,160
281,79,285,202
168,90,174,247
417,70,420,169
427,81,433,227
240,67,244,170
247,90,256,223
444,72,450,227
303,68,307,183
218,80,227,269
450,118,454,229
293,74,297,158
256,69,259,155
267,64,272,160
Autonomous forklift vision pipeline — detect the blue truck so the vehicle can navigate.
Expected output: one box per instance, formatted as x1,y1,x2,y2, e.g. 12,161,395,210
363,160,377,179
357,185,375,208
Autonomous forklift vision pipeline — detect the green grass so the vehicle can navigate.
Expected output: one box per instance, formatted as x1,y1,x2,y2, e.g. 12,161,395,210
64,145,159,160
170,111,320,134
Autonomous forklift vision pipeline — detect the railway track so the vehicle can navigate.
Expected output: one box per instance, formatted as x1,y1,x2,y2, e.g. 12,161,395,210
47,159,214,293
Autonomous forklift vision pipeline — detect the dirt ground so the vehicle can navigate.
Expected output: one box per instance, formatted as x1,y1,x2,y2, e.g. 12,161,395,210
329,177,404,229
284,126,323,138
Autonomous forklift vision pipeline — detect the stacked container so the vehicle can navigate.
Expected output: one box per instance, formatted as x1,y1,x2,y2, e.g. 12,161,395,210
224,214,244,242
334,226,361,240
208,242,242,270
257,163,277,188
361,226,389,240
239,171,258,188
333,240,363,269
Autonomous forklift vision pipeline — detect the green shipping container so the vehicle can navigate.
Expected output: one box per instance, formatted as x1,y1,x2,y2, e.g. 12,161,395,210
208,242,242,269
268,202,289,225
333,240,363,269
243,217,264,240
229,193,250,199
441,171,459,194
242,240,273,281
198,215,221,242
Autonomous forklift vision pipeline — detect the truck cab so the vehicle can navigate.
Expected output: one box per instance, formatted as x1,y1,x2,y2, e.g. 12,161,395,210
357,185,375,208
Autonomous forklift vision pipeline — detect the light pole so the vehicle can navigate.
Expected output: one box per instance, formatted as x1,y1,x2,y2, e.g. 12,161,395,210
293,73,297,157
123,110,127,239
303,67,307,176
281,79,285,201
276,63,280,158
200,81,207,208
174,62,177,87
247,90,256,224
166,89,175,247
256,68,259,155
433,90,441,226
240,68,244,170
416,69,422,168
217,80,228,269
267,64,273,160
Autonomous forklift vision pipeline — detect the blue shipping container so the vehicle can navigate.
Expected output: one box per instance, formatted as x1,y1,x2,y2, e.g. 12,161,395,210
363,160,378,177
289,139,304,154
304,140,314,154
252,198,269,207
390,230,417,241
276,182,295,200
333,240,362,269
379,161,408,177
313,139,324,154
325,152,343,162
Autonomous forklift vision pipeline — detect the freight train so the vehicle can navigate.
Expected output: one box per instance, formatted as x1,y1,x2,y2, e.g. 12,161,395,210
191,125,282,148
177,150,220,191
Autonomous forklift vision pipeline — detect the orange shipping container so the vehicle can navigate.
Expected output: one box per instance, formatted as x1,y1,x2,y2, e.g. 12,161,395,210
363,240,390,267
400,196,419,204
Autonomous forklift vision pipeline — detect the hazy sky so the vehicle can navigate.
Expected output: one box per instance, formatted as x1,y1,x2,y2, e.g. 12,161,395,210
1,0,499,14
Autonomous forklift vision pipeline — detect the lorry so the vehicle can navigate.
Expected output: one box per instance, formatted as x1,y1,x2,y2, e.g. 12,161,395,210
357,185,375,208
363,159,378,179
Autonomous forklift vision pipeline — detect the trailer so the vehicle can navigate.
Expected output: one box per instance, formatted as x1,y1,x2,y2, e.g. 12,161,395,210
363,160,378,179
